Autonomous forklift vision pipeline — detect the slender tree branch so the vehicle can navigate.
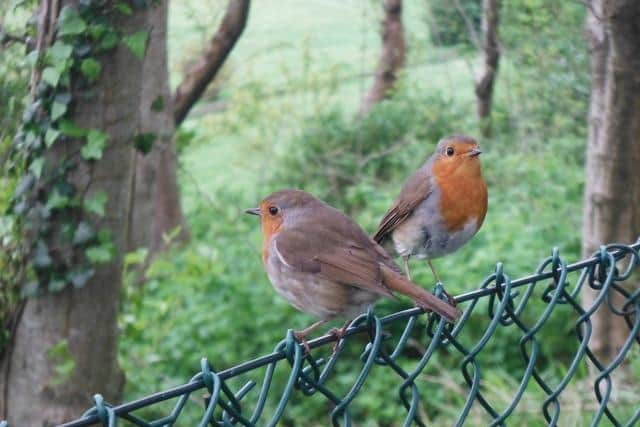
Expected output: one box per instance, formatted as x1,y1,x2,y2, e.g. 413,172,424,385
0,25,34,50
172,0,250,126
574,0,604,21
452,0,482,50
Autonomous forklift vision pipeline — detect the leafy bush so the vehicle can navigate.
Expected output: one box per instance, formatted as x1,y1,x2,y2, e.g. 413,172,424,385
271,87,467,213
427,0,481,47
498,0,588,142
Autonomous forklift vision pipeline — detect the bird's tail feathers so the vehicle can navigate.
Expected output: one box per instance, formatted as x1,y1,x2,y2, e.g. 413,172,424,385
380,264,460,323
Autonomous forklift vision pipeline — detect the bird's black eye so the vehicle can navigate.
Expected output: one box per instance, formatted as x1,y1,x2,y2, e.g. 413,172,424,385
446,146,455,156
268,206,279,216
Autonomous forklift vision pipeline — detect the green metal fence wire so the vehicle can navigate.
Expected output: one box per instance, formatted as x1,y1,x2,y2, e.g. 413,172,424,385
6,241,640,427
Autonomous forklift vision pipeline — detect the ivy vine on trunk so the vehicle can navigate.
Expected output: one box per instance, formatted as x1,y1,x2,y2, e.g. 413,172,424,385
8,1,151,294
1,1,151,424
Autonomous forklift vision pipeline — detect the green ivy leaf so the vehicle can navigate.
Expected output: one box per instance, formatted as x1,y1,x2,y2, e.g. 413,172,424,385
88,23,107,40
23,131,37,148
45,128,61,147
86,242,114,264
25,49,40,67
48,340,71,358
33,240,52,268
42,67,61,86
124,247,148,267
46,190,70,210
151,95,164,112
47,42,73,65
59,120,87,137
115,2,133,15
22,101,40,123
47,339,76,386
29,157,45,178
80,58,101,81
133,132,155,154
14,174,35,198
122,30,148,60
55,91,72,105
48,279,66,292
75,42,92,57
51,101,67,121
73,221,96,245
81,129,108,160
84,191,108,216
57,6,87,36
100,31,119,50
52,358,75,385
97,228,112,242
68,268,95,288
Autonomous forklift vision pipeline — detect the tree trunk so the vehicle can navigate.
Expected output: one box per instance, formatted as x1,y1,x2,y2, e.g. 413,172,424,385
474,0,500,138
128,0,189,258
172,0,250,126
129,0,252,260
582,0,640,364
359,0,405,116
0,2,149,424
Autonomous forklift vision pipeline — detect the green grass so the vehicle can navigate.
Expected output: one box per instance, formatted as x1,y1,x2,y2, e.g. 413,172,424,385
169,0,434,89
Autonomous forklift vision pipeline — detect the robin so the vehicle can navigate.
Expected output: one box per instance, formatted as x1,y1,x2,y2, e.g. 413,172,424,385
246,189,459,349
373,135,488,303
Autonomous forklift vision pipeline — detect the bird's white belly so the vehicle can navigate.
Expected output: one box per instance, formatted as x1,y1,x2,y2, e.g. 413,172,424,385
391,195,479,259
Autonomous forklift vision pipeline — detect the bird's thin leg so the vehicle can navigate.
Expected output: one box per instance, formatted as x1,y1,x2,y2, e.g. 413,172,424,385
328,319,352,354
403,255,412,280
293,319,327,353
427,259,441,283
427,259,456,306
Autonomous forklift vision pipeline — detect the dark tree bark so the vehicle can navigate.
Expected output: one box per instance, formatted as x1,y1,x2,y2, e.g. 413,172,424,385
172,0,250,126
474,0,500,138
0,2,149,424
359,0,405,116
129,0,188,257
582,0,640,364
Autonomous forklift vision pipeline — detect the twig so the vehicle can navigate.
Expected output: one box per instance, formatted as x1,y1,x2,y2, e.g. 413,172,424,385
357,137,412,168
0,25,34,50
452,0,482,50
574,0,604,22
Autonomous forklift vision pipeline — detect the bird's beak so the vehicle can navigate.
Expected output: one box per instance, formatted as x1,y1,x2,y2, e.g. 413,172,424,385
468,148,482,157
245,207,261,216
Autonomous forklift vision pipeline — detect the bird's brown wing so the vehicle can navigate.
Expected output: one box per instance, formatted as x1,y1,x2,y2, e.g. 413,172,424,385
274,227,459,322
273,201,459,322
373,166,432,244
273,216,395,298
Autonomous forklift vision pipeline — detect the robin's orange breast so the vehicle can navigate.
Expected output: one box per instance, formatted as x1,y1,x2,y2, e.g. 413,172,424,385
434,160,488,232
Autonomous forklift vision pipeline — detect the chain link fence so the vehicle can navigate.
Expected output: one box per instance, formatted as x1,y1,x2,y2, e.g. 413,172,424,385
4,241,639,426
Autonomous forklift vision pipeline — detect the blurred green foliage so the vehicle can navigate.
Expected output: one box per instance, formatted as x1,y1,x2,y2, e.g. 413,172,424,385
427,0,481,47
499,0,589,141
272,89,466,213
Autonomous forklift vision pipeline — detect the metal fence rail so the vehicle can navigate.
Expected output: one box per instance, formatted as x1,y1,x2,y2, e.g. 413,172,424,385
5,241,640,427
